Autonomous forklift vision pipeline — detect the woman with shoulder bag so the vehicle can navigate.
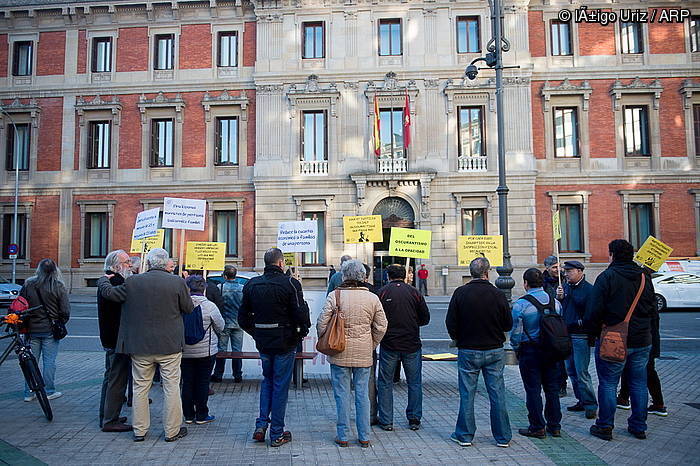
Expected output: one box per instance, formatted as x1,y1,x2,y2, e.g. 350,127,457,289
19,258,71,402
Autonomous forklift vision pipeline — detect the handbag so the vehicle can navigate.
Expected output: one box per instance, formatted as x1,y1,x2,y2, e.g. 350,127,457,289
316,289,346,356
36,288,68,341
599,273,645,363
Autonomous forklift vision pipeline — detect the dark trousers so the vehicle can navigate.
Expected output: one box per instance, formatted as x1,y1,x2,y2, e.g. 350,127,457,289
181,356,215,421
99,349,130,427
518,344,562,431
619,357,664,406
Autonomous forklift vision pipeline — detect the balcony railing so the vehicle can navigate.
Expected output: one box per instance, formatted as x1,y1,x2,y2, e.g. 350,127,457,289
377,157,407,173
458,156,487,172
299,160,328,175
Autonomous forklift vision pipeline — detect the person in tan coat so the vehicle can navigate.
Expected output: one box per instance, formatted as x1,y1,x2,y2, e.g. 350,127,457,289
317,260,387,448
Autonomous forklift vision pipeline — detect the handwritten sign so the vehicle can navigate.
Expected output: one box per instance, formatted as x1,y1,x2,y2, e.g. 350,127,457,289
185,242,226,271
389,227,432,259
634,236,673,272
343,215,383,244
458,235,504,267
277,220,318,253
130,229,165,253
133,207,160,240
162,197,206,231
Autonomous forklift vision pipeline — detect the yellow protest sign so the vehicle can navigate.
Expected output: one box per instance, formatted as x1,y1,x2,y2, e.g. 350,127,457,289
284,252,296,267
130,229,165,253
457,235,504,267
634,236,673,272
389,227,432,259
552,210,561,241
185,242,226,271
343,215,383,243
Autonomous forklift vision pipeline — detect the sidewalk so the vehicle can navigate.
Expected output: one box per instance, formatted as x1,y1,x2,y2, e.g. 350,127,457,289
0,349,698,465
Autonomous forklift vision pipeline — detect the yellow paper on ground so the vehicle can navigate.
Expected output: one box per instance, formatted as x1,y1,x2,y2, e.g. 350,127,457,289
284,252,296,267
423,353,457,360
130,229,165,253
389,227,432,259
185,241,226,271
634,236,673,272
457,235,504,267
343,215,383,243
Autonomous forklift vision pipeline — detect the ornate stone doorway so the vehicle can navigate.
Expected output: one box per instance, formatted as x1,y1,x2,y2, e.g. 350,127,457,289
371,196,416,285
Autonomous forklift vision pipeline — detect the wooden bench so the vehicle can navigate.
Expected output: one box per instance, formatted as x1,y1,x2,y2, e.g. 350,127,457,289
216,351,317,389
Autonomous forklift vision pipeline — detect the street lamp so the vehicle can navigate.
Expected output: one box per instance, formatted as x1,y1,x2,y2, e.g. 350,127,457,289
465,0,516,302
0,105,21,284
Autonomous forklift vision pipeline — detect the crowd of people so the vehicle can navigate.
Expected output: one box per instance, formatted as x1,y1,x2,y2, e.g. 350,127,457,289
13,237,665,449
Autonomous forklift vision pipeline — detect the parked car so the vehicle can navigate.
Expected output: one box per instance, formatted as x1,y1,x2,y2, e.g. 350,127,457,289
658,259,700,274
0,274,22,308
651,271,700,311
206,270,260,287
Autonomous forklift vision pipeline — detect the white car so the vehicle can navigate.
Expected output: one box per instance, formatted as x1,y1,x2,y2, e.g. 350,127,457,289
651,271,700,311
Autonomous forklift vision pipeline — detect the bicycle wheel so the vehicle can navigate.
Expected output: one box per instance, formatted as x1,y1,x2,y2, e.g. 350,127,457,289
19,353,53,421
34,386,53,421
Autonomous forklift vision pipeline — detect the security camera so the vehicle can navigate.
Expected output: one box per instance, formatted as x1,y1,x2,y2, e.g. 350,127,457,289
465,64,479,81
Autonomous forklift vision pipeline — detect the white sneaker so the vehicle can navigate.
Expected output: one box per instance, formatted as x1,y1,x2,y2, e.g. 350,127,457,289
23,395,36,402
47,392,63,400
450,435,472,447
497,443,510,448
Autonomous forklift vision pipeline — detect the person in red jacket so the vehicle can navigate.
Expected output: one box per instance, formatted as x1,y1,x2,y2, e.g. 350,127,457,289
416,264,429,296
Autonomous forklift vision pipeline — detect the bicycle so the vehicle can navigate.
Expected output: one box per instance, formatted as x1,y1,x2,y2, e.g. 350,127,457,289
0,302,53,421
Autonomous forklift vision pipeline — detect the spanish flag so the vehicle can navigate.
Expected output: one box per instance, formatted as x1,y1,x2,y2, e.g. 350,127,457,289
373,95,381,157
403,89,411,149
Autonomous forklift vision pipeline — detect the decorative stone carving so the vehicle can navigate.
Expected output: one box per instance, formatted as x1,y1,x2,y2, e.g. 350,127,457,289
542,79,593,112
201,89,249,122
610,77,663,111
257,84,284,95
287,75,341,118
365,72,419,116
443,78,496,114
137,92,186,124
1,98,41,128
75,95,122,126
680,79,700,110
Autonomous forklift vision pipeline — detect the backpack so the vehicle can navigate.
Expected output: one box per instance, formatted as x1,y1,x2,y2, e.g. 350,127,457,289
183,305,206,345
519,294,572,361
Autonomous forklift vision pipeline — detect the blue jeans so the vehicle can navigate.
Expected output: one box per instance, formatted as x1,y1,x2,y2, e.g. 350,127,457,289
330,364,371,442
517,344,562,431
24,333,59,397
453,348,511,444
256,350,295,439
566,335,597,411
595,343,650,432
213,327,244,378
377,348,422,425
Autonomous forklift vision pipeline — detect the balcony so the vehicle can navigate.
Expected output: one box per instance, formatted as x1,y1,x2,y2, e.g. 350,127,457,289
299,160,328,176
377,157,407,174
458,156,487,172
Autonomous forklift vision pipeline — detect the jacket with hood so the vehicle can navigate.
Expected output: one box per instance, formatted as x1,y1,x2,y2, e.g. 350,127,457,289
183,295,225,359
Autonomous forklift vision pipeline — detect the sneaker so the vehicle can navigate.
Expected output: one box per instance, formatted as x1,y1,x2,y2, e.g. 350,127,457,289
449,434,472,447
616,397,631,410
590,425,613,441
133,434,146,442
46,392,63,400
23,395,36,402
184,419,194,424
567,403,585,412
627,427,646,439
195,415,215,425
270,431,292,447
379,424,393,431
334,438,349,447
585,409,597,420
496,443,509,448
409,419,421,431
164,427,188,442
252,427,267,442
648,405,668,416
518,428,546,439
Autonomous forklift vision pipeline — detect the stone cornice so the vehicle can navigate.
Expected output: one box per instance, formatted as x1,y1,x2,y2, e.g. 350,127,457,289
542,78,593,112
137,91,186,124
0,97,41,127
680,79,700,110
610,77,663,111
201,89,249,122
75,94,122,126
287,75,340,117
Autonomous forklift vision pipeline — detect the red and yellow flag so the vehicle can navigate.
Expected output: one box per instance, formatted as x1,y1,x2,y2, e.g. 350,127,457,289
373,95,381,157
403,90,411,149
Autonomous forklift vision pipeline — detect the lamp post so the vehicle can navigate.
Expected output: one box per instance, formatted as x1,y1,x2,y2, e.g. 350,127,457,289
0,106,21,284
465,0,516,302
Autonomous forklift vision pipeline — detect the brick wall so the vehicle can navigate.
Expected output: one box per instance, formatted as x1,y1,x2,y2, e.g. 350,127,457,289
528,11,545,57
578,17,616,56
243,21,256,67
0,195,60,268
37,97,63,171
659,78,687,157
180,24,212,69
182,91,206,167
0,34,7,78
117,94,142,169
531,81,545,159
649,9,686,54
116,27,148,72
588,80,616,158
77,29,87,74
37,31,65,76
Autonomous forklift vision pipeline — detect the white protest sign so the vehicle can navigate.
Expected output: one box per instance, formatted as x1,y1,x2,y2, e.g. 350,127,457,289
132,207,160,240
277,220,318,253
162,197,206,231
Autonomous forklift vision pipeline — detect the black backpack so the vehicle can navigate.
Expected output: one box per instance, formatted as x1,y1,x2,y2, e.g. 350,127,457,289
183,305,205,345
519,294,572,361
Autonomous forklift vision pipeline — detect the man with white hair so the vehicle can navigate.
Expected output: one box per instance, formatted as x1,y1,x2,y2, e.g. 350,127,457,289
98,248,194,443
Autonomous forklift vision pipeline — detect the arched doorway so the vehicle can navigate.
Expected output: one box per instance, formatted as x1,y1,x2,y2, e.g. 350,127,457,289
371,196,416,285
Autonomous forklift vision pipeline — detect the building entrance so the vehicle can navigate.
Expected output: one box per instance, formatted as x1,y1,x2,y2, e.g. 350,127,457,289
371,197,415,286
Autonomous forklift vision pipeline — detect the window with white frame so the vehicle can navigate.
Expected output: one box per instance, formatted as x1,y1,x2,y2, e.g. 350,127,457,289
87,121,111,169
302,22,325,59
458,106,484,157
456,16,480,54
379,108,405,158
553,107,579,158
620,22,643,54
302,111,327,161
379,19,402,56
92,37,112,73
217,32,238,67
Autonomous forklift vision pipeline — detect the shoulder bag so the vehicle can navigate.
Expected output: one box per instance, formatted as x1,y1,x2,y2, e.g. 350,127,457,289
599,273,646,363
36,288,68,341
316,289,346,356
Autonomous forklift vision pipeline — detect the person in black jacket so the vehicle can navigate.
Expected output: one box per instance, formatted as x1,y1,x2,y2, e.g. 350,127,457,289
446,257,512,447
376,264,430,431
584,239,655,441
239,248,311,448
542,255,568,398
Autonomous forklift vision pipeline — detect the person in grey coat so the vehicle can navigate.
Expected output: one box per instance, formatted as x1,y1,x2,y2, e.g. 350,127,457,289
97,248,194,443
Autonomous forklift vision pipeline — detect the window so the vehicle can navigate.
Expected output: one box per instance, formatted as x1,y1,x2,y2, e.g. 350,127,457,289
150,119,174,167
87,121,111,169
694,104,700,157
215,117,238,165
456,16,480,54
379,108,405,158
620,22,643,54
91,37,112,73
302,22,324,59
559,205,583,253
302,111,327,161
691,16,700,53
154,34,174,70
551,20,572,56
379,19,402,56
12,41,32,76
553,107,579,158
302,212,325,265
217,32,238,67
462,208,486,235
623,106,650,156
5,123,30,171
629,203,654,250
157,211,173,257
84,212,108,258
2,213,26,259
214,211,238,256
458,107,484,157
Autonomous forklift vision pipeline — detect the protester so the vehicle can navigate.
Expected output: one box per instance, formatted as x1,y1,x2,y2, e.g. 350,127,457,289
585,239,655,440
543,255,568,397
239,248,311,447
317,260,387,447
97,248,194,443
405,265,414,286
327,255,352,295
187,270,224,313
181,275,224,424
99,250,132,432
417,264,429,296
557,261,597,419
20,258,71,402
511,268,563,439
376,264,430,431
211,265,245,383
328,264,336,282
446,258,512,447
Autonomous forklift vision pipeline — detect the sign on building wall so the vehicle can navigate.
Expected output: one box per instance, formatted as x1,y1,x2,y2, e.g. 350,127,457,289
277,220,318,253
185,241,226,271
162,197,206,231
457,235,504,267
343,215,383,243
130,229,165,253
132,207,160,240
634,236,673,272
389,227,432,259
